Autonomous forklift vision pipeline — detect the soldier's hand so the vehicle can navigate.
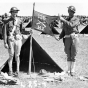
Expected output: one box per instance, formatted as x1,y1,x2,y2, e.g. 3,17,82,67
55,37,60,41
4,43,9,49
29,30,33,34
58,14,60,21
60,16,65,22
54,35,60,41
58,14,65,22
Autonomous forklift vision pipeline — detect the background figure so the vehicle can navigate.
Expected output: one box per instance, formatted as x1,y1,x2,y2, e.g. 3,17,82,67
1,13,9,39
56,6,80,76
3,7,24,76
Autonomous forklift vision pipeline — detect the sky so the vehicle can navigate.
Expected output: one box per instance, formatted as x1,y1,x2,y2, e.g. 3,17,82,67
0,0,88,16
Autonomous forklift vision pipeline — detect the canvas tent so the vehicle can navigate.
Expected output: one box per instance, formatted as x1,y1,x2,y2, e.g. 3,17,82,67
78,24,88,34
2,35,63,73
80,25,88,34
1,18,88,74
0,10,62,73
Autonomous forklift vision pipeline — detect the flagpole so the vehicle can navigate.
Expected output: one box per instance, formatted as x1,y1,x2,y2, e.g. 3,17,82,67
28,2,35,75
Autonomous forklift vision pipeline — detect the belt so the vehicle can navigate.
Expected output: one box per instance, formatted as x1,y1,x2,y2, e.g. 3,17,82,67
64,35,70,38
8,36,14,41
8,34,22,41
64,33,78,38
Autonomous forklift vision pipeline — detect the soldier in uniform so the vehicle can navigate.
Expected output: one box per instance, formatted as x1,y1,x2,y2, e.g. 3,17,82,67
3,7,24,76
1,13,9,39
55,6,80,76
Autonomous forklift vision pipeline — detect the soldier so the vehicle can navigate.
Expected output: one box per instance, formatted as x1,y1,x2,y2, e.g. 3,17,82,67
1,13,9,39
3,7,24,76
55,6,80,76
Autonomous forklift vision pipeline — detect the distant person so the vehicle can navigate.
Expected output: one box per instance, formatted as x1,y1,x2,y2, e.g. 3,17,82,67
3,7,24,77
55,6,80,76
1,13,9,39
0,19,3,39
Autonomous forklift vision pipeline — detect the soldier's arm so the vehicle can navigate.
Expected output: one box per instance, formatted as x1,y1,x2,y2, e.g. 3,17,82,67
2,17,14,24
59,28,65,39
60,17,80,28
20,23,24,34
3,23,8,44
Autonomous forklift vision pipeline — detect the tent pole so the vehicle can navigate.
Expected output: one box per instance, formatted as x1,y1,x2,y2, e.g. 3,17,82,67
27,2,35,75
28,31,32,75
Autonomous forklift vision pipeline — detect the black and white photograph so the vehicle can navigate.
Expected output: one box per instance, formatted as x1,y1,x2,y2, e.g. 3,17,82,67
0,0,88,88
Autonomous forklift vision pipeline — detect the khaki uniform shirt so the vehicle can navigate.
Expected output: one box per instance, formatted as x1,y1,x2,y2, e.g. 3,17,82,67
4,16,23,44
59,16,80,39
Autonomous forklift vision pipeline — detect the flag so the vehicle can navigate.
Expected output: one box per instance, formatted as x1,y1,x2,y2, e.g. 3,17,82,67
31,10,59,35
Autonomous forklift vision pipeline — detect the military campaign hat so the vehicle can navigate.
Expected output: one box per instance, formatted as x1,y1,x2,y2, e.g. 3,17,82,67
9,7,20,13
68,6,76,13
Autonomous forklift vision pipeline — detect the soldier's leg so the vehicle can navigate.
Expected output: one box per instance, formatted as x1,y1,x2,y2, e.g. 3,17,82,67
15,40,22,74
64,37,72,73
8,41,14,76
71,35,79,74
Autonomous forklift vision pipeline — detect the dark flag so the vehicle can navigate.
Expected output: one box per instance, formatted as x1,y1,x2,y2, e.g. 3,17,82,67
31,10,59,35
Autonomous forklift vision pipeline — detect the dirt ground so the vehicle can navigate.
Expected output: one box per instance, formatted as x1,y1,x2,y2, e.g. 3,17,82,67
0,32,88,88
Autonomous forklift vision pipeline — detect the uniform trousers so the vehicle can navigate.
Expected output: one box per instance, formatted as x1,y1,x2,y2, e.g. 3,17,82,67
64,34,79,62
8,39,22,58
7,35,22,73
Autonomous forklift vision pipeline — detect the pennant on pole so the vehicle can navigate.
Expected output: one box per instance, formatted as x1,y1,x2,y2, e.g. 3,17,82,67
31,10,59,35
